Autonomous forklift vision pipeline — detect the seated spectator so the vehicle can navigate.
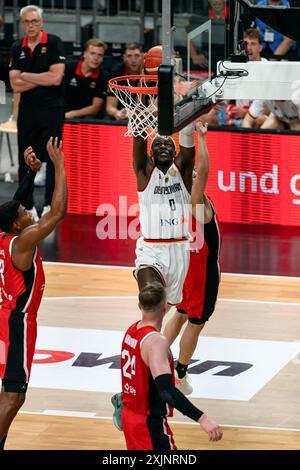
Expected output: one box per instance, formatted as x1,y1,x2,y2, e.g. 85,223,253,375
106,43,144,121
187,1,228,74
189,39,208,69
242,100,300,130
227,28,269,127
208,0,228,19
64,39,109,120
255,0,296,59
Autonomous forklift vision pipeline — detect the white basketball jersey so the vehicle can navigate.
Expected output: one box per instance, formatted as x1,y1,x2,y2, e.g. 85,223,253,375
138,164,190,239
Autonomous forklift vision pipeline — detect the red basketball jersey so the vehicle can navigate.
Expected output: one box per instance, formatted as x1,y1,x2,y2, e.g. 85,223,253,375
121,321,174,417
0,233,45,315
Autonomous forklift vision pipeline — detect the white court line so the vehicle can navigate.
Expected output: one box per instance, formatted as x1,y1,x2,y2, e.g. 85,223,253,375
43,296,300,306
222,272,300,281
43,296,137,300
20,410,97,418
19,410,300,432
44,261,300,280
220,298,300,307
44,261,133,270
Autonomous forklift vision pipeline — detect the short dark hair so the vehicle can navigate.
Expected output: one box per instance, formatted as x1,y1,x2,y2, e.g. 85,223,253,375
125,42,143,53
150,135,176,152
0,200,20,233
244,28,262,44
139,282,166,311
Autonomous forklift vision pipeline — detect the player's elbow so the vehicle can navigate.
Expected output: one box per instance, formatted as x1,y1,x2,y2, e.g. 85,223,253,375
58,206,67,220
51,205,67,222
157,388,175,407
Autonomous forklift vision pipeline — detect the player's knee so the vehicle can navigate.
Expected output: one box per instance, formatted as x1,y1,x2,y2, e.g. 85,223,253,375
17,393,26,409
178,314,188,327
188,318,206,329
176,309,188,324
2,392,26,414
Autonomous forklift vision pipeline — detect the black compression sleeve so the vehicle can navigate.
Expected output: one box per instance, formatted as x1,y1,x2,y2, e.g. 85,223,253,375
155,373,203,422
13,169,36,206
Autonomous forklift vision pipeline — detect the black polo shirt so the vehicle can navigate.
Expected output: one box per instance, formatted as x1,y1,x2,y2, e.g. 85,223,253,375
64,60,109,113
10,31,65,108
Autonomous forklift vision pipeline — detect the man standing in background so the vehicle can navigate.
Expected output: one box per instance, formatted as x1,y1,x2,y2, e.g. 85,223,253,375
9,4,65,221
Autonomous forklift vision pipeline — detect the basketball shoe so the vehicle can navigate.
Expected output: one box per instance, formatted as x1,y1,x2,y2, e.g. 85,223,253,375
175,370,193,395
111,392,123,431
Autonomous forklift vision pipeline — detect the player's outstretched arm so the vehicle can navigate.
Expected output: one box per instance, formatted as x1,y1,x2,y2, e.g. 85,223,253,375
133,135,153,190
191,120,209,205
176,122,195,193
141,334,223,442
13,147,42,206
12,137,68,271
133,134,148,174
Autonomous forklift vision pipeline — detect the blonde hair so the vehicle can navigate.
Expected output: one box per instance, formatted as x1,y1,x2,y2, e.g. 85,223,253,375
85,38,107,52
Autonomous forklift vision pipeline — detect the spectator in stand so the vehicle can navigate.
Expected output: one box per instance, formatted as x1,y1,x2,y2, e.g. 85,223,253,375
64,39,109,120
227,28,269,127
255,0,296,59
188,1,228,70
106,43,144,121
208,0,228,19
242,100,300,130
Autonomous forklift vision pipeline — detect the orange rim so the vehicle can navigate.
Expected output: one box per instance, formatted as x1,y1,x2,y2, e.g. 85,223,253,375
109,75,158,94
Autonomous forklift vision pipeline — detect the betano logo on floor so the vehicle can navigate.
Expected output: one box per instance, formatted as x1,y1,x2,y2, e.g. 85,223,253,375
18,326,299,401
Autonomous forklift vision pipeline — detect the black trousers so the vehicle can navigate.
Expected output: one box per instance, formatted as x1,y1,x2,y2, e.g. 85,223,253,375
17,104,64,209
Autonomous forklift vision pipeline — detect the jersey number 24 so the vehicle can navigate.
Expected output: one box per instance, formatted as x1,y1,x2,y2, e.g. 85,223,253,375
122,349,136,379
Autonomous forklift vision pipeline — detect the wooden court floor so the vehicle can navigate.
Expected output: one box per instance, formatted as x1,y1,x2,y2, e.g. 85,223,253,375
4,263,300,450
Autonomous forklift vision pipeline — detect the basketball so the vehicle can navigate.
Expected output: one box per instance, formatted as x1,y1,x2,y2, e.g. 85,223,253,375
144,45,163,74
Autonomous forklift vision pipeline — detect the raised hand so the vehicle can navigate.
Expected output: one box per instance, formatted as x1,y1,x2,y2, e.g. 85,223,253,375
46,137,65,167
195,120,208,137
24,146,42,172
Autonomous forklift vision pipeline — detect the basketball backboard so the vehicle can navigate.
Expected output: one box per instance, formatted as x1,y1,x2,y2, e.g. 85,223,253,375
157,0,227,135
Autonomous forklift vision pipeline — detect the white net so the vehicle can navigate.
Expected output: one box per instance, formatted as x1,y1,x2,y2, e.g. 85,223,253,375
109,76,158,140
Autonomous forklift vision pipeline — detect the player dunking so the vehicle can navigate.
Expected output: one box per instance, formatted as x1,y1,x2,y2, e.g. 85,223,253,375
111,122,196,429
0,138,67,450
120,282,222,450
164,121,221,394
133,122,196,306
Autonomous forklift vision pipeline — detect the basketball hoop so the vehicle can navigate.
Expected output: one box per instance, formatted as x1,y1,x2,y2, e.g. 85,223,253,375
109,75,158,139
